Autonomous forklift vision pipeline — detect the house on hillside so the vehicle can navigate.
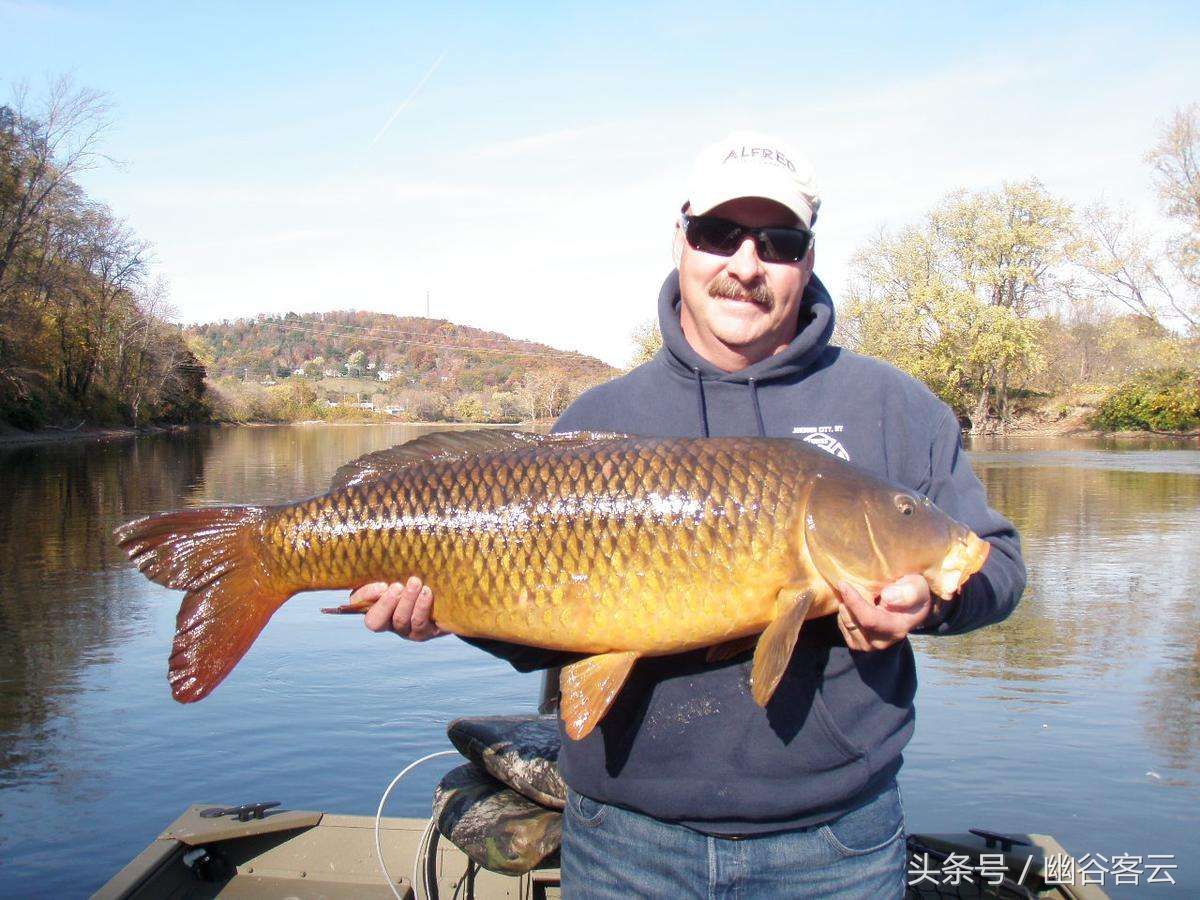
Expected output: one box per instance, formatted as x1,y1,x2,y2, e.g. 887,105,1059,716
378,369,396,382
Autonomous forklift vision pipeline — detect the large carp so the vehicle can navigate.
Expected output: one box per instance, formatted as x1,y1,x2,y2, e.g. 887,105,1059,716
115,430,988,739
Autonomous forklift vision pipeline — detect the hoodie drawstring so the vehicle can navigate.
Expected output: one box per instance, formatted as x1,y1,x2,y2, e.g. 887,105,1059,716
693,369,767,438
749,378,766,437
692,367,710,437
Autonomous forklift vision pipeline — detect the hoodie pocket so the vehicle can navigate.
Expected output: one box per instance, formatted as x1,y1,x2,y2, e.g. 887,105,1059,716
811,686,868,763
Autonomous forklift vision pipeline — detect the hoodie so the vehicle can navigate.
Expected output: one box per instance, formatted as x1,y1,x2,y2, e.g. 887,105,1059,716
466,270,1026,834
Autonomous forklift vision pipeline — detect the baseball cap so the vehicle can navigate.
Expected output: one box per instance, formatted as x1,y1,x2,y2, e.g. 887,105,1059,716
686,131,821,228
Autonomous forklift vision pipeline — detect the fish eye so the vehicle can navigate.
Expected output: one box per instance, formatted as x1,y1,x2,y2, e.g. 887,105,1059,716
894,494,915,516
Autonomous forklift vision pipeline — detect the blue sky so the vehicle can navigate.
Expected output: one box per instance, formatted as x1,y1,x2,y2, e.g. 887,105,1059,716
3,1,1198,365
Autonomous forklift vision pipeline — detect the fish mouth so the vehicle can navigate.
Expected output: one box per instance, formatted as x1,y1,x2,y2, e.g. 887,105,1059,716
929,532,990,599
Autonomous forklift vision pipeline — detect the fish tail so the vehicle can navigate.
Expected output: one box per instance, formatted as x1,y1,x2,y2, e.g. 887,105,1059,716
114,506,290,703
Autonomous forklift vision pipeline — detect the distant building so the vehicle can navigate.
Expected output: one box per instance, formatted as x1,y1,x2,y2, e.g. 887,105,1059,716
292,367,306,376
378,370,396,382
323,369,340,378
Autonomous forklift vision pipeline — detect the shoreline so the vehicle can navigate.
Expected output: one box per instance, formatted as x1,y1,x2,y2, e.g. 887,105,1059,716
0,422,203,447
0,419,542,447
1,416,1195,448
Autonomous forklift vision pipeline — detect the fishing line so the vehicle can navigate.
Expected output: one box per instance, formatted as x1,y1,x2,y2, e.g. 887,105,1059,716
374,749,460,900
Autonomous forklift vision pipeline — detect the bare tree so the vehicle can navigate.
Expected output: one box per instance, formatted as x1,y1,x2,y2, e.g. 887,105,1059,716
0,76,113,299
1076,202,1195,328
1146,104,1200,330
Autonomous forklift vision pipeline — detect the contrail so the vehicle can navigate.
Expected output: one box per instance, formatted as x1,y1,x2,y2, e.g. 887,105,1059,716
367,49,447,150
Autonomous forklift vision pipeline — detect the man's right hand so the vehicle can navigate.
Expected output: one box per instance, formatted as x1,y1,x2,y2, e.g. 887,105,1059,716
356,577,448,641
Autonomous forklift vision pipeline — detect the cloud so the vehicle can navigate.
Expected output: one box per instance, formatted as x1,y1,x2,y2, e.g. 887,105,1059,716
470,124,613,160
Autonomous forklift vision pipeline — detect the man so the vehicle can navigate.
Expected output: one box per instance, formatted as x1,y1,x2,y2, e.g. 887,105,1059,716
352,132,1026,897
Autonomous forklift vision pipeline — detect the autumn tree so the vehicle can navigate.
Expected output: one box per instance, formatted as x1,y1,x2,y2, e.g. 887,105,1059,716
630,320,662,367
842,181,1074,431
0,76,204,428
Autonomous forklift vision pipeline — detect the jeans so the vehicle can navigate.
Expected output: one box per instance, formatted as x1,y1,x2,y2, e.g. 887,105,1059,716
560,781,906,899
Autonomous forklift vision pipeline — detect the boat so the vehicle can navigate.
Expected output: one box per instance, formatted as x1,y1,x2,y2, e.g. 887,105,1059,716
94,801,1111,898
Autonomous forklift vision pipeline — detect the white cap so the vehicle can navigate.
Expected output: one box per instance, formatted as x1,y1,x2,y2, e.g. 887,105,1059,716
686,130,821,228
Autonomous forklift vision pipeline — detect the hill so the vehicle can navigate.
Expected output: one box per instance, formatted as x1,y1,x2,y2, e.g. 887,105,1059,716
187,311,618,423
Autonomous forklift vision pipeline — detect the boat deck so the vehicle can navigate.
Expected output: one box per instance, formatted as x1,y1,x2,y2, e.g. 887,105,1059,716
94,804,1108,899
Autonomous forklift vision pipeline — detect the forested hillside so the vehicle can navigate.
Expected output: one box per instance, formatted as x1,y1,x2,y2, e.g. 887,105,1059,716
189,311,616,424
0,79,206,431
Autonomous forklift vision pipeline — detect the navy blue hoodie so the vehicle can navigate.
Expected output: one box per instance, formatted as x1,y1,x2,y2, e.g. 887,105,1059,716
468,270,1025,834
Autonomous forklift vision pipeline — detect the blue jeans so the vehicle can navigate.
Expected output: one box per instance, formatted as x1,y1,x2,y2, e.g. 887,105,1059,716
560,782,906,899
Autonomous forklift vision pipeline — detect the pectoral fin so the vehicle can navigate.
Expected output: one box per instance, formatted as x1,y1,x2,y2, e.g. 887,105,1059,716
559,651,639,740
706,635,759,663
750,587,816,707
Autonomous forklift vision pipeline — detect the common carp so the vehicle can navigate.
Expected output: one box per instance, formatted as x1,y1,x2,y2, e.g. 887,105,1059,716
115,430,988,739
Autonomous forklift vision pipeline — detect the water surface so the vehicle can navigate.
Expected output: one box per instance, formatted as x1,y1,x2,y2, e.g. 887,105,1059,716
0,426,1196,896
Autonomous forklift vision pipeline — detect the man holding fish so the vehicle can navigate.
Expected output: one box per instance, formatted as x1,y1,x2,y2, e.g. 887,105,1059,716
352,133,1027,896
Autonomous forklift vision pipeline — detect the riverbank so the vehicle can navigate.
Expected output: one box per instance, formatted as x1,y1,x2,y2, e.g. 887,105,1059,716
0,422,203,447
4,413,1197,447
0,418,549,447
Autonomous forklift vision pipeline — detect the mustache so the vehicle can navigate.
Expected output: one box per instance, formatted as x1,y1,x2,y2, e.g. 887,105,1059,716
707,276,774,308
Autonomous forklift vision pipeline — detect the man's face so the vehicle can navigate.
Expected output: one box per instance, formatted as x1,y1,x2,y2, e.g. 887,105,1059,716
675,197,814,369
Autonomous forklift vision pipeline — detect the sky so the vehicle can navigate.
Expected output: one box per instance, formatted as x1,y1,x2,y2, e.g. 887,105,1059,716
2,1,1198,366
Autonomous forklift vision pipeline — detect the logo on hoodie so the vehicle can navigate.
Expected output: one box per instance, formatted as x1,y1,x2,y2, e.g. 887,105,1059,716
792,425,849,461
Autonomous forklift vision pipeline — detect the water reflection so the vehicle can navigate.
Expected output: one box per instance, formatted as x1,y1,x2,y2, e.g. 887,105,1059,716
0,433,213,788
919,441,1200,783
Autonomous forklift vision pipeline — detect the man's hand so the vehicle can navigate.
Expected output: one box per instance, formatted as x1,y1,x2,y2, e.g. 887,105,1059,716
356,577,448,641
835,574,931,652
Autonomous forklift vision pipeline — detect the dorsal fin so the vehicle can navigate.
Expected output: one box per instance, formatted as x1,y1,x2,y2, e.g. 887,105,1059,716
330,429,627,490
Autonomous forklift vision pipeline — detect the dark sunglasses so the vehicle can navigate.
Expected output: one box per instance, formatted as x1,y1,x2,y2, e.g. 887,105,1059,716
680,213,813,263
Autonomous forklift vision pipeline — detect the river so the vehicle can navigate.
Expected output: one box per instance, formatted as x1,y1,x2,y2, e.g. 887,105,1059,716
0,425,1197,897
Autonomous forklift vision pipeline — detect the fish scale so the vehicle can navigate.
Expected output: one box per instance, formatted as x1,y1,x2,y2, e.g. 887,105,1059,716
263,437,803,655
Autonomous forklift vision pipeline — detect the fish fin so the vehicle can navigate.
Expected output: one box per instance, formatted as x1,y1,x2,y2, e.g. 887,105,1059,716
114,507,290,703
750,586,817,707
559,651,639,740
330,429,631,490
706,635,759,662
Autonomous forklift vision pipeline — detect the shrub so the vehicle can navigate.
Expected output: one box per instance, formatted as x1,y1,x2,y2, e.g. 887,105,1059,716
1091,368,1200,432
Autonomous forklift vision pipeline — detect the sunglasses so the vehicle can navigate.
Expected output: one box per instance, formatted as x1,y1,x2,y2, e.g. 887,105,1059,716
680,214,813,263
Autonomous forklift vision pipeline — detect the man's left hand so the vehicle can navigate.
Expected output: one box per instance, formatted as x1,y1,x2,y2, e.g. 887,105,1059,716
835,575,931,652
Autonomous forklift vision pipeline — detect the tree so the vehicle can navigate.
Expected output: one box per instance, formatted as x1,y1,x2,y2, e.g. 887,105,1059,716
841,181,1072,431
1145,103,1200,331
0,76,113,302
1076,202,1186,327
630,320,661,367
448,395,485,422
